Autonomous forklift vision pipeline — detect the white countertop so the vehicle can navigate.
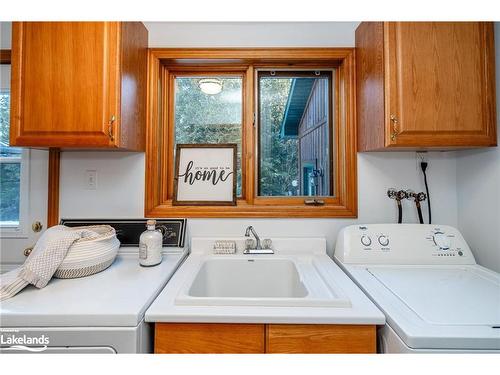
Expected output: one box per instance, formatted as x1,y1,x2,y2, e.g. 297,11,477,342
0,248,187,327
145,238,385,325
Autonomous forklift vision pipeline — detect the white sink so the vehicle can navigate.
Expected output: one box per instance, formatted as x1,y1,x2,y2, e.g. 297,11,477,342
175,257,352,308
189,259,308,298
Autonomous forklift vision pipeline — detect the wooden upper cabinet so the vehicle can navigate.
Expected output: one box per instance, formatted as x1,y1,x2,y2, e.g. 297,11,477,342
356,22,497,151
9,22,147,150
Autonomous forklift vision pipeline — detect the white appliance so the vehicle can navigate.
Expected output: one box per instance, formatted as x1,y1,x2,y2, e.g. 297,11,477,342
334,224,500,353
0,218,188,354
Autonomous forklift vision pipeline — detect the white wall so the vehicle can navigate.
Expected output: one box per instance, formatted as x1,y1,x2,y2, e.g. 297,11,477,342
0,65,10,90
0,22,12,49
60,151,458,257
60,152,145,219
455,23,500,272
58,22,467,259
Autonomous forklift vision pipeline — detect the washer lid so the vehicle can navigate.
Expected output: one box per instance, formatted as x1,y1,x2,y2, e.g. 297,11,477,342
367,267,500,326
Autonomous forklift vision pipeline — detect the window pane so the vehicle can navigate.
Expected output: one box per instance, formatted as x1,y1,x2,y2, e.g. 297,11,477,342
258,72,333,197
174,77,243,196
1,91,21,158
1,67,22,225
0,162,20,225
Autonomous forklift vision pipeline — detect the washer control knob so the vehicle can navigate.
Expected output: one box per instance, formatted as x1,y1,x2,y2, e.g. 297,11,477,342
360,235,372,247
378,235,390,247
433,232,451,250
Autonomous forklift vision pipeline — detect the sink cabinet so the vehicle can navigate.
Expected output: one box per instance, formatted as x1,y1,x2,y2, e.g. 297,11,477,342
356,22,497,151
154,323,376,354
9,22,147,150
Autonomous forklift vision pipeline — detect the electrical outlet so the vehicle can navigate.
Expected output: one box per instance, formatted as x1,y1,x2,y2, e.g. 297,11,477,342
85,170,97,190
416,151,428,171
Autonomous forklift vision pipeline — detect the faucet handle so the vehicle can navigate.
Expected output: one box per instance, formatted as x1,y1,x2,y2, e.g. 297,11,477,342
262,239,273,250
245,238,256,250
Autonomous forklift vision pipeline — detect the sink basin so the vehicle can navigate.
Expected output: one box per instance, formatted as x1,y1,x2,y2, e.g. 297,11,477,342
175,257,352,308
189,259,308,298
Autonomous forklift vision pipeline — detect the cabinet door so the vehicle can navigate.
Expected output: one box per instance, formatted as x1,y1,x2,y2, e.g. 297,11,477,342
266,324,376,354
385,22,496,148
10,22,120,148
154,323,265,353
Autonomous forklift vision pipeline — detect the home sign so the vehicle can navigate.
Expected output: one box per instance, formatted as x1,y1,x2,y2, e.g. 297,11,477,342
173,144,237,206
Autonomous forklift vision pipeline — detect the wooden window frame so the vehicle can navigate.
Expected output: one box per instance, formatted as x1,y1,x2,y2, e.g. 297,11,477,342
145,48,357,218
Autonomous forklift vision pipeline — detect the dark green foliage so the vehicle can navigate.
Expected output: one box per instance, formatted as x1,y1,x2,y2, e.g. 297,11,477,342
0,163,20,222
259,78,298,196
0,93,10,149
0,92,21,223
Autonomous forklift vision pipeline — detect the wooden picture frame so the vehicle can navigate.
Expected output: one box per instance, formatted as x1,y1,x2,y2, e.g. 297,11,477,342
173,144,237,206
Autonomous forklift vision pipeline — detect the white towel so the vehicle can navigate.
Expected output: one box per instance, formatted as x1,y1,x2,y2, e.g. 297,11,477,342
0,225,99,301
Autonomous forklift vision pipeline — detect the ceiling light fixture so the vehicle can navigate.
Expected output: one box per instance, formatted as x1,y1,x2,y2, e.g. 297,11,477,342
198,78,223,95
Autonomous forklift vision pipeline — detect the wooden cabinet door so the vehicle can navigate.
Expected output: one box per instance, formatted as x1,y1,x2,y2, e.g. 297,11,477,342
10,22,120,148
266,324,376,354
385,22,496,148
155,323,265,353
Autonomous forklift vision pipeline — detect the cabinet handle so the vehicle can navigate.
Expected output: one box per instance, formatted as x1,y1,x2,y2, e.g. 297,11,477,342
390,114,399,141
108,115,116,141
32,221,43,232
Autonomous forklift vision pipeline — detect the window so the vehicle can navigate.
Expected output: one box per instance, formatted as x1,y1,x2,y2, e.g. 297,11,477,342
258,71,333,197
146,49,357,218
174,75,243,196
0,59,28,231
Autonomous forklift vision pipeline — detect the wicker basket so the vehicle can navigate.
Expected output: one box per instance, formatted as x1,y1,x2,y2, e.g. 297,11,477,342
53,225,120,279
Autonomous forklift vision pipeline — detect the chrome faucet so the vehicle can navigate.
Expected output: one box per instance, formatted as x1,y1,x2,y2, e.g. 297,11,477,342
244,226,273,254
245,225,262,249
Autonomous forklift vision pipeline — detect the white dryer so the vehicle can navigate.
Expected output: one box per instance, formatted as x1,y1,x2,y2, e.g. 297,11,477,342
0,219,188,354
334,224,500,353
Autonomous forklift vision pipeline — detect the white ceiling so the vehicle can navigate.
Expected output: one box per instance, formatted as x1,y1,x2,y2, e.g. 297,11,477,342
144,22,360,48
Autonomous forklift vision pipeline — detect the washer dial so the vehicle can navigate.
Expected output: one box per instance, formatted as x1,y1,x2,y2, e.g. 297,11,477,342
378,235,390,247
360,235,372,247
433,232,451,250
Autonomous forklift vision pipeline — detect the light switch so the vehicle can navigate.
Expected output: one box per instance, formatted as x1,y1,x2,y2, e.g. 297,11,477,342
85,170,97,190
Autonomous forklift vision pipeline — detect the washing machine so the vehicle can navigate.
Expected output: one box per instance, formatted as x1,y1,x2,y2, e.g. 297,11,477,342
334,224,500,353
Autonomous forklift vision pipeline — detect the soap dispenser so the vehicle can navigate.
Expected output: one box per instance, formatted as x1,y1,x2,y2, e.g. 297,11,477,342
139,219,163,267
